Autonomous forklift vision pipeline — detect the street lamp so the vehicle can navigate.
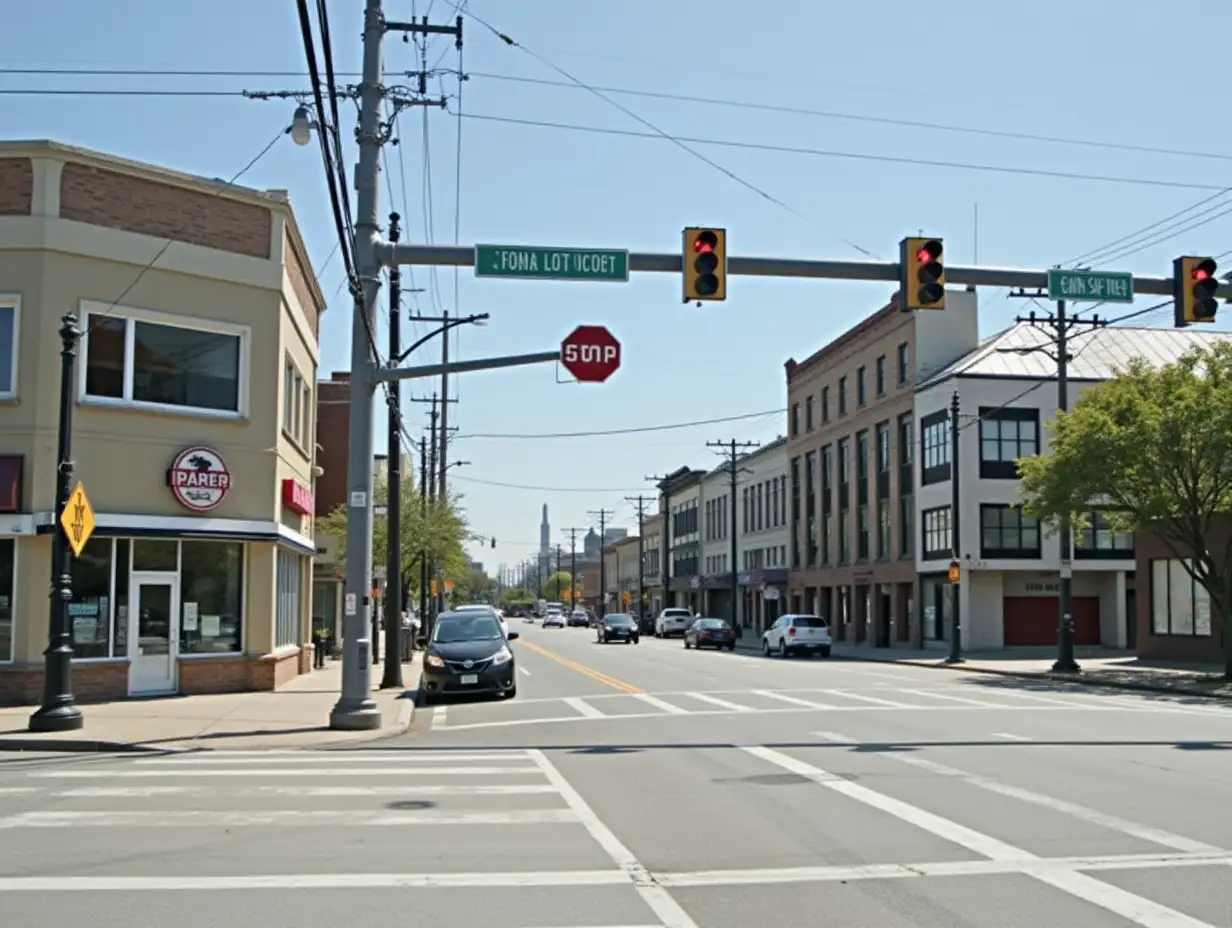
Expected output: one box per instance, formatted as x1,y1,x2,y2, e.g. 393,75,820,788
289,105,317,146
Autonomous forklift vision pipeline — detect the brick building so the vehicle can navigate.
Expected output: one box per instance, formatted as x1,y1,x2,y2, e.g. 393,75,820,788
1135,520,1227,665
784,289,978,648
0,140,325,704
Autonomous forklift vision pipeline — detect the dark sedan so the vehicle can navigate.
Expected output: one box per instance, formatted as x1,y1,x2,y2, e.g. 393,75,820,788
596,613,639,644
683,617,736,651
419,611,519,705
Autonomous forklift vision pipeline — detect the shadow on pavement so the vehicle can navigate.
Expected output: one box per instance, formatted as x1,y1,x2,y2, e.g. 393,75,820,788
947,671,1232,710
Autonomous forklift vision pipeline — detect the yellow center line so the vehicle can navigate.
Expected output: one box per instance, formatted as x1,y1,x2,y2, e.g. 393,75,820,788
516,640,645,694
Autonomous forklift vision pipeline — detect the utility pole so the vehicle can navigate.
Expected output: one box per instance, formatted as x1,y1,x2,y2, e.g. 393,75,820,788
417,436,429,645
625,495,652,621
1006,294,1104,673
562,527,583,609
438,309,450,499
707,440,758,627
588,508,615,617
381,211,404,688
646,475,672,611
554,544,564,598
330,0,462,730
945,391,963,665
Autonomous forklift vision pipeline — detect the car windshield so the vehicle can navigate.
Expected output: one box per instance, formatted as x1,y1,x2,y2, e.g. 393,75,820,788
605,614,634,626
791,616,828,628
433,614,502,642
696,619,726,629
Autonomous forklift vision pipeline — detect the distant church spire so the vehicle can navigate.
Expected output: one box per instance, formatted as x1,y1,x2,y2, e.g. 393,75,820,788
539,503,550,555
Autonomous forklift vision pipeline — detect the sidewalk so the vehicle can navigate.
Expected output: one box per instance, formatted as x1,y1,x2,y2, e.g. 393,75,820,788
732,635,1231,700
0,655,422,753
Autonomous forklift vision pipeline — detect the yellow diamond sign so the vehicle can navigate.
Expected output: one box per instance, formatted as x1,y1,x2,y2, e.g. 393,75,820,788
60,482,96,558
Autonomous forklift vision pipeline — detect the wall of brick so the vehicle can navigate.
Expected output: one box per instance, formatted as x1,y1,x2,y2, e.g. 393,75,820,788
315,373,352,518
59,162,271,259
284,236,320,340
178,650,307,695
0,661,129,706
0,158,33,215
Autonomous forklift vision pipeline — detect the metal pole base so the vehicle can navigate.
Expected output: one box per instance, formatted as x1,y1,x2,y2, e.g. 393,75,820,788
942,656,965,665
1050,659,1081,674
28,702,84,732
329,698,382,731
378,668,404,689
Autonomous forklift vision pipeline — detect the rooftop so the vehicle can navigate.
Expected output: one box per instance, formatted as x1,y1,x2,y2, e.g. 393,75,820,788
919,322,1232,389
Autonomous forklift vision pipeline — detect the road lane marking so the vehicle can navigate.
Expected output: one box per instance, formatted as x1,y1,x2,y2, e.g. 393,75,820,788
30,766,538,778
744,744,1217,928
688,693,753,712
630,693,688,715
752,689,835,708
810,731,1219,855
828,689,914,708
563,697,606,719
132,751,529,765
899,688,1001,707
0,809,580,829
431,706,448,729
518,666,531,676
57,784,560,798
992,732,1031,741
518,640,644,694
529,749,700,928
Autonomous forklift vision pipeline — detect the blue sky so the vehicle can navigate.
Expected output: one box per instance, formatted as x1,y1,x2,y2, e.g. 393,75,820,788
5,0,1231,576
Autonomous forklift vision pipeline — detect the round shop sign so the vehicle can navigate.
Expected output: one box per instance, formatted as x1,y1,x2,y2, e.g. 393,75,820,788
167,446,233,513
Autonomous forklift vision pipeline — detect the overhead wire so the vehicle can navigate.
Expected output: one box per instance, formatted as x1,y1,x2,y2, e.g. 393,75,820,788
452,475,654,493
454,408,784,440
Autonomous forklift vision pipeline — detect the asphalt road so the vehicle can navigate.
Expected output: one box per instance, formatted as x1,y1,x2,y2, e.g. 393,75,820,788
2,621,1232,927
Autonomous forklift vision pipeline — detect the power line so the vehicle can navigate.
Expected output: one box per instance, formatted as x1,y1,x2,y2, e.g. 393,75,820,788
458,113,1228,194
454,408,784,440
451,474,649,492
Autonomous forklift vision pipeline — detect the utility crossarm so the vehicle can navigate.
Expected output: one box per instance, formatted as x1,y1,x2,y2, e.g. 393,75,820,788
373,242,1232,301
375,350,561,383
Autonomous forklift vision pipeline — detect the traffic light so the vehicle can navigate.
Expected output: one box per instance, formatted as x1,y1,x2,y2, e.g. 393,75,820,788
683,227,727,302
490,537,496,548
1173,256,1219,327
899,236,946,311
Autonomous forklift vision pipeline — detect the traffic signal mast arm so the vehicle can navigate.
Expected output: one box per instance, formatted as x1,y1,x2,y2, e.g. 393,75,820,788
375,242,1232,300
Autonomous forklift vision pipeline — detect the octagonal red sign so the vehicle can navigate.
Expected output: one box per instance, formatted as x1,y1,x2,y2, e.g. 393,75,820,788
561,325,621,383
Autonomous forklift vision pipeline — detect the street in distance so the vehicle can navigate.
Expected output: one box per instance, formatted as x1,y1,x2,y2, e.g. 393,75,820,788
1046,268,1134,304
474,244,630,282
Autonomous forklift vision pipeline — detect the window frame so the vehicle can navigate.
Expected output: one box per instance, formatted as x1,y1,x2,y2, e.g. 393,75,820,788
921,506,952,560
1150,558,1212,637
1074,508,1135,559
896,342,909,385
978,408,1040,480
0,294,21,400
978,504,1041,559
920,409,951,485
875,355,886,396
78,301,250,419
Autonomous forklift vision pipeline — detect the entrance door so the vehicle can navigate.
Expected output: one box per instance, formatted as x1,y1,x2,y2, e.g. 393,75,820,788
128,574,180,695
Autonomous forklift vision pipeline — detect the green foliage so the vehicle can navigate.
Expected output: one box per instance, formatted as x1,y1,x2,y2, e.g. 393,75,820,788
541,571,573,600
1017,342,1232,671
317,475,469,600
501,587,535,606
450,566,493,604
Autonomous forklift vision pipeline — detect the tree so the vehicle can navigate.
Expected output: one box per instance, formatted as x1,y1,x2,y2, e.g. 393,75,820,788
501,587,534,607
317,475,469,608
1017,342,1232,676
541,570,573,600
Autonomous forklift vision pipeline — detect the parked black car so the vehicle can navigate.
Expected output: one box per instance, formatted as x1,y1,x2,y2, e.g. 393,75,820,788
683,617,736,651
420,610,519,705
596,613,639,644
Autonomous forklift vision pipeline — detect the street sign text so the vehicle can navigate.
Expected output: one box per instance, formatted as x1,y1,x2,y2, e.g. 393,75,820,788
474,245,629,283
561,325,622,383
1047,269,1134,304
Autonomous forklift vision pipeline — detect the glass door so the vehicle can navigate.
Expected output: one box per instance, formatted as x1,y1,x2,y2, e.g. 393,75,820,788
128,574,179,695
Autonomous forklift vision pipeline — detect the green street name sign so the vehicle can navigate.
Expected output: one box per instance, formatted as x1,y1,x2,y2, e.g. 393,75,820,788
1046,268,1134,304
474,244,630,283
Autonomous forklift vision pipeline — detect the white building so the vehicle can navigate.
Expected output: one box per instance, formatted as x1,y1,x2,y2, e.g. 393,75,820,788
914,322,1230,651
735,437,790,634
699,461,734,619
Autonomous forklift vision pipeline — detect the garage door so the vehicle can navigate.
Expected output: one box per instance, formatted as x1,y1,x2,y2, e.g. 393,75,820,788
1003,597,1101,646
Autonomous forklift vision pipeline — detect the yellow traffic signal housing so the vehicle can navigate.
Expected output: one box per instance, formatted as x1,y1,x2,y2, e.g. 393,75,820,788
899,236,946,311
683,227,727,302
1173,256,1218,327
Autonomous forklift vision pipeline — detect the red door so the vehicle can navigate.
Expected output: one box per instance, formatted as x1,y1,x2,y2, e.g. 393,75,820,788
1003,597,1100,646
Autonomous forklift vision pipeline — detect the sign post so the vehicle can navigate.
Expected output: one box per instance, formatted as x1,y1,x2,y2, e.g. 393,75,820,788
1046,269,1134,304
474,244,630,283
561,325,622,383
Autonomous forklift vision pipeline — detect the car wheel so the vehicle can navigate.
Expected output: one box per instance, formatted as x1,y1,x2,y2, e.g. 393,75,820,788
762,639,771,656
728,643,736,651
778,639,789,658
684,638,691,649
821,646,831,658
632,636,639,644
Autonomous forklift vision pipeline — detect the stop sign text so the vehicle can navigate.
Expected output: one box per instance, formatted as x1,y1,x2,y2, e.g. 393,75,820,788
560,325,621,383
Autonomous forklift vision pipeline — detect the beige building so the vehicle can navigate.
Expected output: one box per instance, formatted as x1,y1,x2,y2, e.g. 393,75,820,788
602,535,641,613
0,140,326,704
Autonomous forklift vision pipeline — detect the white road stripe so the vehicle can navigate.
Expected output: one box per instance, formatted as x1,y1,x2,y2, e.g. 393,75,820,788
431,705,448,730
752,690,831,708
687,693,753,712
58,784,560,798
0,809,578,829
0,788,37,795
562,697,606,719
31,766,538,779
132,751,530,765
529,750,700,928
630,693,689,715
992,732,1032,741
899,688,1000,707
828,689,914,708
743,745,1216,928
518,666,531,676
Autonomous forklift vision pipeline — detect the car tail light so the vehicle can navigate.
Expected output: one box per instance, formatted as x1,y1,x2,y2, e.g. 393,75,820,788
788,626,796,636
700,631,709,638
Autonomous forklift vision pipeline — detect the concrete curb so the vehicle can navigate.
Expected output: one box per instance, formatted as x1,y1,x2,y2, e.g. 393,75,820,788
0,738,179,754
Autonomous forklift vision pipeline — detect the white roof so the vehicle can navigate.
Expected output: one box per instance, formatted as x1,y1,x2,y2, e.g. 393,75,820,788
920,322,1232,388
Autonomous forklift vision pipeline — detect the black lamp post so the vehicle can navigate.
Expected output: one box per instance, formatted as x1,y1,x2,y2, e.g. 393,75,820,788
29,313,84,732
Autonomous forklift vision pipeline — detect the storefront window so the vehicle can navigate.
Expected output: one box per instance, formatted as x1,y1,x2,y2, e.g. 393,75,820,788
69,538,113,659
276,550,302,648
180,541,243,653
0,539,13,661
312,580,336,637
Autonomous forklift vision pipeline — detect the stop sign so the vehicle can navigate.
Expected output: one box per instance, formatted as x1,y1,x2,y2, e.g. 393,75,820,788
560,325,621,383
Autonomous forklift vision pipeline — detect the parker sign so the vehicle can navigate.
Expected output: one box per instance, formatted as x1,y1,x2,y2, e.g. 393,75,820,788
561,325,621,383
167,446,233,513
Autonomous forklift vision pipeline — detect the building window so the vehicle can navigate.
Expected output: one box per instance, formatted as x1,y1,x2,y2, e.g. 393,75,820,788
857,503,869,560
856,430,869,481
856,366,867,406
979,410,1040,479
68,538,115,659
838,376,848,415
838,508,851,562
0,538,11,661
821,385,830,423
181,541,244,653
1151,559,1212,637
979,505,1041,558
0,297,19,399
877,499,891,559
920,410,951,485
791,403,799,436
898,413,914,465
276,549,303,648
805,450,817,567
922,506,952,559
876,422,890,473
790,457,800,568
82,306,246,415
821,511,832,564
897,342,909,385
899,495,913,558
284,361,312,449
805,395,814,431
1075,509,1135,558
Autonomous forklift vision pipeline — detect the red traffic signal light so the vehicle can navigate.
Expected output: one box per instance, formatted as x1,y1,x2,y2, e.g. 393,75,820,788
1174,256,1219,326
683,227,727,301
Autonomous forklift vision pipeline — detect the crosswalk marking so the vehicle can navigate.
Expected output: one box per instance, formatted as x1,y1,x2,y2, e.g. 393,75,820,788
751,690,830,708
32,765,537,779
0,809,579,828
563,696,606,718
131,750,525,765
56,783,560,798
630,693,689,715
898,688,997,707
826,689,914,708
687,692,753,711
